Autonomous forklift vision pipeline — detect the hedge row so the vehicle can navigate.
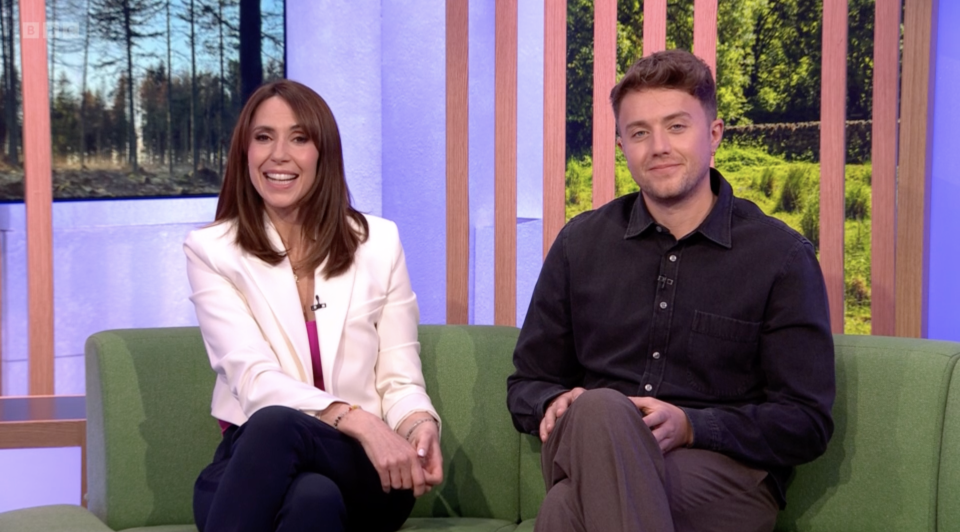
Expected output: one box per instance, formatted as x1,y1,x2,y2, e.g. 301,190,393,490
723,120,872,164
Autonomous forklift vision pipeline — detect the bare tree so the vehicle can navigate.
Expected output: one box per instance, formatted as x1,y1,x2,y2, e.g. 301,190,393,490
89,0,162,172
238,0,260,104
165,0,172,175
80,0,91,167
2,0,19,164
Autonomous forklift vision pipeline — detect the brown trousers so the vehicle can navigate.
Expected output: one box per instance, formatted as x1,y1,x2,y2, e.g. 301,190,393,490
536,389,778,532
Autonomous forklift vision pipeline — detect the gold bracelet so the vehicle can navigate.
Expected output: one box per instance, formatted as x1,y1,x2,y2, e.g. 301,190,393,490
404,417,439,441
332,404,361,430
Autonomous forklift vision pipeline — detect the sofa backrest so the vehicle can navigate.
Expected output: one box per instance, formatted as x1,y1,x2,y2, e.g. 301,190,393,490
85,325,524,529
938,359,960,532
776,335,960,532
519,434,546,522
85,327,219,531
408,325,522,522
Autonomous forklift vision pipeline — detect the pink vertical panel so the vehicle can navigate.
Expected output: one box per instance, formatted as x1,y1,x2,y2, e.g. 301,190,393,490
820,0,849,334
543,0,566,256
446,0,470,324
643,0,667,56
20,0,55,394
870,0,901,336
592,0,616,208
495,0,518,326
896,0,937,338
693,0,718,77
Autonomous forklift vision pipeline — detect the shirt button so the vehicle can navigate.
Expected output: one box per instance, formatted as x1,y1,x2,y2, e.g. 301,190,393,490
669,255,677,262
652,351,661,359
644,384,653,392
656,226,663,233
659,301,668,309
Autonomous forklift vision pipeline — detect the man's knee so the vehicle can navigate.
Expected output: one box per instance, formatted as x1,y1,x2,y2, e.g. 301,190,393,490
567,388,639,422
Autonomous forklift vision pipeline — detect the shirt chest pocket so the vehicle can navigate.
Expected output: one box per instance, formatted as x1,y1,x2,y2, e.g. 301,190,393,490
685,310,762,397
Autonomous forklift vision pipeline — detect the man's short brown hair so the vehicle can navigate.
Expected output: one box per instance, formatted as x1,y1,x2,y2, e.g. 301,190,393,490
610,49,717,129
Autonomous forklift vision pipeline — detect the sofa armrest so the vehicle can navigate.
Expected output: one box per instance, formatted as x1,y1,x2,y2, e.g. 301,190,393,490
0,505,114,532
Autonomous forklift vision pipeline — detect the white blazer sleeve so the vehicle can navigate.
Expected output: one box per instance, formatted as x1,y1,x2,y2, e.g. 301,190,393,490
371,223,440,431
184,228,341,422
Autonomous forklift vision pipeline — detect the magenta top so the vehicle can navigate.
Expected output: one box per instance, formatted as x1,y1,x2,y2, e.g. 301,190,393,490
218,320,323,434
306,320,324,389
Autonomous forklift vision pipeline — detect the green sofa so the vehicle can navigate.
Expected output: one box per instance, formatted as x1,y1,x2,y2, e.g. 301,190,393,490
1,326,960,531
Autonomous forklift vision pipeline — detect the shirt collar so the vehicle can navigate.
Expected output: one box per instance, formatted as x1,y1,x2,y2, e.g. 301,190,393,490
624,168,733,248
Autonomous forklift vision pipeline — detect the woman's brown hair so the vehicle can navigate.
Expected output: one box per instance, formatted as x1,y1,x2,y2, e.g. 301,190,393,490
215,79,368,279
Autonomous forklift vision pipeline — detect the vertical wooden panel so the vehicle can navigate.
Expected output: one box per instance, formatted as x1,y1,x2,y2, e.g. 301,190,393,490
20,0,55,394
693,0,718,77
592,0,616,208
896,0,938,338
643,0,667,56
495,0,517,326
871,0,902,336
446,0,470,324
820,0,848,334
543,0,566,257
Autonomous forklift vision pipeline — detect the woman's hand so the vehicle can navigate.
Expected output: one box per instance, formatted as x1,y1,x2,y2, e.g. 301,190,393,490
329,404,429,496
400,414,443,488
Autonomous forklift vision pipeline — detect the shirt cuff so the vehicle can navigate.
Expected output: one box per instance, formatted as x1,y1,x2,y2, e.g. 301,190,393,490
681,407,721,452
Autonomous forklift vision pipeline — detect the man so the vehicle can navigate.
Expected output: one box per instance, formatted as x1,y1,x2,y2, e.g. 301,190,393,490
506,49,835,532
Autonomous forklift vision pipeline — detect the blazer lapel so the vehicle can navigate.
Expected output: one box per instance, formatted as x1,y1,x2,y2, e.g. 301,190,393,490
313,261,356,391
243,222,311,382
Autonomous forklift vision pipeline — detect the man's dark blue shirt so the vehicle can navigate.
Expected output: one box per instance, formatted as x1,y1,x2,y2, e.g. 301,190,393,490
506,169,835,506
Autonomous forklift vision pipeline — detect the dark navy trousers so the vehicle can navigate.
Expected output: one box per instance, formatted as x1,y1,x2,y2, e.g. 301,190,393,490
193,405,415,532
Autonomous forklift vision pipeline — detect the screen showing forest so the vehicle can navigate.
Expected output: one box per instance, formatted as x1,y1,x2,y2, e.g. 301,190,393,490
0,0,285,201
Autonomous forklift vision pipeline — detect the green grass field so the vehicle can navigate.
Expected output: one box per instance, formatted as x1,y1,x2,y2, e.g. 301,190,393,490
565,145,872,335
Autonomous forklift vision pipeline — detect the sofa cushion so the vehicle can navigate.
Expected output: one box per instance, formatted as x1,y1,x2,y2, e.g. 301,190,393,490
0,504,113,532
409,325,522,522
400,517,517,531
518,434,545,522
513,519,536,532
776,335,960,531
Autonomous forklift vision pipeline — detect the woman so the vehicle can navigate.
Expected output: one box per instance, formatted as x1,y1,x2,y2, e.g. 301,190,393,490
185,79,442,532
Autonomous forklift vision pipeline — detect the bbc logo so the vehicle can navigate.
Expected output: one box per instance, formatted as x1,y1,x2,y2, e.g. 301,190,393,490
22,21,81,40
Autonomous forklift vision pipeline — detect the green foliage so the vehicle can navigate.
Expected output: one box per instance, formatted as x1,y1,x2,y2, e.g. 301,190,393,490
845,181,871,220
566,0,879,146
775,166,810,213
712,144,785,172
565,0,596,158
615,150,639,197
755,167,776,198
844,218,872,335
847,163,872,186
800,192,820,247
565,155,593,221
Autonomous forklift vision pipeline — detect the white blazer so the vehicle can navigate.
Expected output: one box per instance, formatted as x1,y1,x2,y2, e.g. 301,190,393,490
184,213,438,431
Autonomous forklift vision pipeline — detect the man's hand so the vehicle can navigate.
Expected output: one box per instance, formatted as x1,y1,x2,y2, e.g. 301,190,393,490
630,396,693,453
540,387,586,442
